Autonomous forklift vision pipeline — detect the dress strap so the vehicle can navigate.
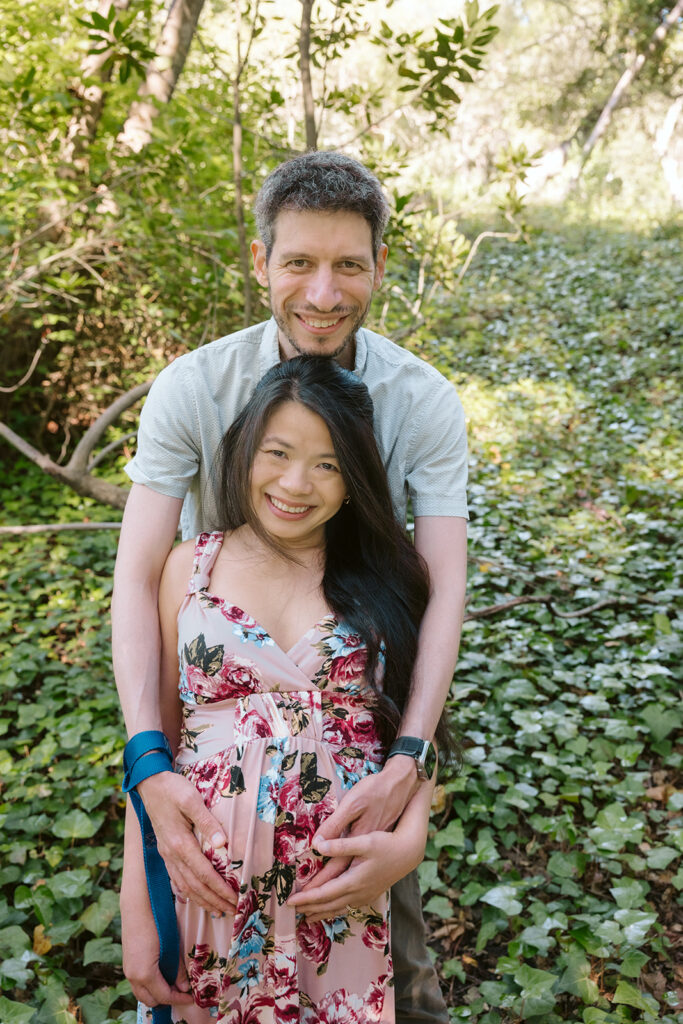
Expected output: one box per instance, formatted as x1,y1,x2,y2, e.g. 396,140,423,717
188,531,224,594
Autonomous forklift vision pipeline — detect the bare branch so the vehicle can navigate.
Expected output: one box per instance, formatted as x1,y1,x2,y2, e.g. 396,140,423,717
0,337,50,393
68,380,152,471
0,380,151,511
0,522,122,537
577,0,683,175
88,430,138,470
463,592,655,622
456,230,521,286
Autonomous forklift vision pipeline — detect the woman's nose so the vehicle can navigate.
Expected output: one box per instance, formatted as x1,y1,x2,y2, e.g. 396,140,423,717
279,462,313,494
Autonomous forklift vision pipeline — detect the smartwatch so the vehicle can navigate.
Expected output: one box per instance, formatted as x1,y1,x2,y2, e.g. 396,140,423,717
387,736,437,781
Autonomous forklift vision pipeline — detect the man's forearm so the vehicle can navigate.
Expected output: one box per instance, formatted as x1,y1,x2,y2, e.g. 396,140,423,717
397,583,465,739
112,582,164,736
400,515,467,741
111,484,183,738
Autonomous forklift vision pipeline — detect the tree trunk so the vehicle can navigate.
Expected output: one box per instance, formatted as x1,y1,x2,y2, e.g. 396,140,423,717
118,0,207,153
579,0,683,169
654,95,683,206
233,0,253,327
299,0,317,150
60,0,132,175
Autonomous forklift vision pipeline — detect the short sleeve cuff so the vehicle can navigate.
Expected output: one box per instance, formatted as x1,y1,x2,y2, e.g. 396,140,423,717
124,461,190,501
412,494,469,519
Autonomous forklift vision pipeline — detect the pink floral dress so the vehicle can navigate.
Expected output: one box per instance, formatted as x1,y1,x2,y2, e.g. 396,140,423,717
146,531,394,1024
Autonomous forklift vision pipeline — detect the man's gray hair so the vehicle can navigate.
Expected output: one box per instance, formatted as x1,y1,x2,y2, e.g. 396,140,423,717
254,151,390,260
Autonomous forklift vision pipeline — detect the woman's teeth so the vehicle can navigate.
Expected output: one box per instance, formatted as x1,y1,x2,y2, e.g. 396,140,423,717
270,496,311,514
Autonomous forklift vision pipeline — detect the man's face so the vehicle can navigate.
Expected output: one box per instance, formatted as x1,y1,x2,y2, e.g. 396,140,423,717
251,209,387,369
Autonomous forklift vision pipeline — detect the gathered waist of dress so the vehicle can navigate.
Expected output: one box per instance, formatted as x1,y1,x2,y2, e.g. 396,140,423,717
175,688,385,769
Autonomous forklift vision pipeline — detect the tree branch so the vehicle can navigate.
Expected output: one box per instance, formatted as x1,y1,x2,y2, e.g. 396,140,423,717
68,381,152,471
577,0,683,175
1,380,152,511
463,593,654,622
0,336,50,393
0,522,123,537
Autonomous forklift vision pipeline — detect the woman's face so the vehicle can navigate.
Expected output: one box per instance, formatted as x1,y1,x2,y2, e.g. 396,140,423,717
250,400,347,549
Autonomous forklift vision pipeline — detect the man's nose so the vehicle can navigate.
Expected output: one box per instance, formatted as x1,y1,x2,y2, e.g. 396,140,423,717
305,267,343,311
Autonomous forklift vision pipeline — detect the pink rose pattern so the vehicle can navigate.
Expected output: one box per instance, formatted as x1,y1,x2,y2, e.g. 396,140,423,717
147,533,393,1023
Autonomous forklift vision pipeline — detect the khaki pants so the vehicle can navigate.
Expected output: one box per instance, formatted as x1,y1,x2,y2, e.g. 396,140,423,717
391,869,449,1024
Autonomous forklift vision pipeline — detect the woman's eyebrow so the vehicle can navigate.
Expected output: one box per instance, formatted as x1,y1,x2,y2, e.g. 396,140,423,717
261,434,338,459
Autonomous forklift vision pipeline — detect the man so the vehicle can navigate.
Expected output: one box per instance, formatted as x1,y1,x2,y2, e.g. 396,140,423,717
113,150,468,1023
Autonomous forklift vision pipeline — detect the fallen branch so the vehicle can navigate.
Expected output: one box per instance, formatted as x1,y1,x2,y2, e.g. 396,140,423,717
463,593,653,621
0,522,122,536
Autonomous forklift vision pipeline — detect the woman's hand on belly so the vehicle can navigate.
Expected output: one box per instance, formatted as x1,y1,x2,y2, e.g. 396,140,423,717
286,828,423,923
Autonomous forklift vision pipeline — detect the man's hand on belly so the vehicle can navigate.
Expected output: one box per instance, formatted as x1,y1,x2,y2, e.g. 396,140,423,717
137,771,237,914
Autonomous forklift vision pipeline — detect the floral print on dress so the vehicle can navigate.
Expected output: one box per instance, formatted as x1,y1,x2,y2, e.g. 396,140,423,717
139,532,393,1023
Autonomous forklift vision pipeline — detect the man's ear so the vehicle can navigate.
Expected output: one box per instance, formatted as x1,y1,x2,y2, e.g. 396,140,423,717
251,239,268,286
374,243,388,290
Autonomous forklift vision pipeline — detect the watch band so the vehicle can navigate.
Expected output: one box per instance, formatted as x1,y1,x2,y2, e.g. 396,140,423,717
386,736,437,781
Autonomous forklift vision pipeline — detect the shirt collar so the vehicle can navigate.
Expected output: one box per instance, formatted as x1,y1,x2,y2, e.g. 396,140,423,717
259,318,281,376
258,317,369,378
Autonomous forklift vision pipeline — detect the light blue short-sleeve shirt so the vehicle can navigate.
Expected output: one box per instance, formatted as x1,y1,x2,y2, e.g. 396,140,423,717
125,319,468,540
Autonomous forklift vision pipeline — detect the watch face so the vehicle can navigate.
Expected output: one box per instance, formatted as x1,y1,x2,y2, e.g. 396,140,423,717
423,742,437,780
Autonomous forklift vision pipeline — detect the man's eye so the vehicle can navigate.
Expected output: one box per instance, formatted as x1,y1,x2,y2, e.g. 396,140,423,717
288,259,308,268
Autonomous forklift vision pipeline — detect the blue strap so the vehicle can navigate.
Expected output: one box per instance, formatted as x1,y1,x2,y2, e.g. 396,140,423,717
123,731,180,1024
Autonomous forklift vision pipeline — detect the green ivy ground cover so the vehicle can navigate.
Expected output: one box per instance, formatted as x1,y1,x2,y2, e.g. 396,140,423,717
0,224,681,1022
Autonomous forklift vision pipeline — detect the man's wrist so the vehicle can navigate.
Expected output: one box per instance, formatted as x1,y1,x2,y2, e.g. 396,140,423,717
386,736,437,781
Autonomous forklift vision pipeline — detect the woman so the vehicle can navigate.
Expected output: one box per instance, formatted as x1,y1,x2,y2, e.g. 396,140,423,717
121,357,445,1024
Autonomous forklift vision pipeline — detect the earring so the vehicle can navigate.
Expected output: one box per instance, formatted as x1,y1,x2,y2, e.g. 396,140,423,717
343,496,351,505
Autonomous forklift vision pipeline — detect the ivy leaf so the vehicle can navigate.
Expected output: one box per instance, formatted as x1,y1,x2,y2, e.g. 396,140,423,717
424,894,453,919
433,819,465,849
612,978,659,1012
47,869,91,901
79,890,120,937
513,963,558,1016
52,810,103,840
480,884,523,915
558,950,600,1003
613,909,657,946
82,937,122,966
0,996,37,1023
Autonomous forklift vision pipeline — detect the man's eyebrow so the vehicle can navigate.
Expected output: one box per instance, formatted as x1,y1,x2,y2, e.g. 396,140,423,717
261,435,338,459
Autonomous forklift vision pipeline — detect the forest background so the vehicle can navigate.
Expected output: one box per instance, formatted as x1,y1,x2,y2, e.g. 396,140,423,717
0,0,682,1021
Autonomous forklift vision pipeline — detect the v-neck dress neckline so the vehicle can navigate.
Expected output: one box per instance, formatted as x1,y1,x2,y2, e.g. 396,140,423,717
187,530,337,664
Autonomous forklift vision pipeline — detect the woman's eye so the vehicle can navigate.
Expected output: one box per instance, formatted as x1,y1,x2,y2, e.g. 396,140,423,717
319,462,338,472
267,449,286,458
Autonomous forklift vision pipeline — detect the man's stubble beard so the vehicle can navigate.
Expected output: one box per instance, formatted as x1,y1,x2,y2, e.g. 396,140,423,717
271,292,370,363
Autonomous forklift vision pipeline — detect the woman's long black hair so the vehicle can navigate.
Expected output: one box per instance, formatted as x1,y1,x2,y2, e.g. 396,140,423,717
213,355,451,756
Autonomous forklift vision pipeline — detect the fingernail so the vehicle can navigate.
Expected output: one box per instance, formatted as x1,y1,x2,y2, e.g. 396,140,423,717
313,838,328,853
211,832,225,847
